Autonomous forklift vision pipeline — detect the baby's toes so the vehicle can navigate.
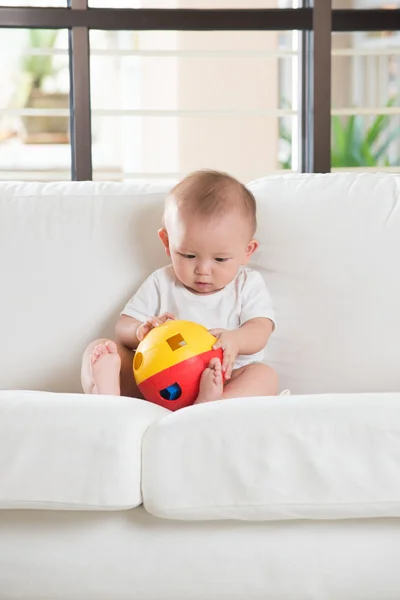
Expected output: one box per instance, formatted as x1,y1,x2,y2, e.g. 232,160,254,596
90,344,106,364
200,367,212,381
93,344,105,355
214,369,223,386
209,357,221,371
105,340,118,354
213,359,223,377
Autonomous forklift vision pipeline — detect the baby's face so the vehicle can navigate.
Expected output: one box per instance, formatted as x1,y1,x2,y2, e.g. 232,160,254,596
159,208,257,295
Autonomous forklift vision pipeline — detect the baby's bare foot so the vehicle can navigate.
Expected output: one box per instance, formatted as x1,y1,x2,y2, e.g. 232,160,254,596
194,358,223,404
90,341,121,396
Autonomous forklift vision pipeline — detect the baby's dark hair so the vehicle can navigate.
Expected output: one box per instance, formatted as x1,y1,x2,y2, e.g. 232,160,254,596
165,169,257,235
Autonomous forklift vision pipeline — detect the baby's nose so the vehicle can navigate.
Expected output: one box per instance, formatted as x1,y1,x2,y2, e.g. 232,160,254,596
195,262,211,275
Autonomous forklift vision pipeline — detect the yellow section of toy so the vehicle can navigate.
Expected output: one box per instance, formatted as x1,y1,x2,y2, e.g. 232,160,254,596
133,319,217,385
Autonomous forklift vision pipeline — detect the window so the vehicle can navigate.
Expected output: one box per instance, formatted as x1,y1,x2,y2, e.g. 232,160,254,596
90,29,298,182
0,1,398,180
332,29,400,170
89,1,279,5
2,0,65,5
0,28,71,180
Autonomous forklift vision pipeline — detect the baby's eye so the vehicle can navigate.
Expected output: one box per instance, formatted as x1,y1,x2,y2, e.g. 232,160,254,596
215,257,229,263
180,253,195,259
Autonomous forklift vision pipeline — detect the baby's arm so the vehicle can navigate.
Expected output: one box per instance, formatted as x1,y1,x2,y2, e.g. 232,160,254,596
211,318,273,379
115,315,142,350
232,317,274,354
210,270,275,379
116,270,164,350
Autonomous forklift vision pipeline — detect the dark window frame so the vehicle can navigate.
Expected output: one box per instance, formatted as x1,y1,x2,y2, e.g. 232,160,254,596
0,2,398,179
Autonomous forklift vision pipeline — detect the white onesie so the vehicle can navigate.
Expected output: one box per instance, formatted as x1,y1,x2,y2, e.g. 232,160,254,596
121,265,275,369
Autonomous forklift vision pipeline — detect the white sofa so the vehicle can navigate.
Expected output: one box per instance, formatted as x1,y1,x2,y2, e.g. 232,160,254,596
1,173,400,599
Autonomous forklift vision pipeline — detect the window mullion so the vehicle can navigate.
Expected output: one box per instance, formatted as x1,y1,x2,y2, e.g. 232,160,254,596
69,0,92,181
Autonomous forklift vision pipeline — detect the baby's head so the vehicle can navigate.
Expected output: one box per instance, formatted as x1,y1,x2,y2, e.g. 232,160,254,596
159,170,258,295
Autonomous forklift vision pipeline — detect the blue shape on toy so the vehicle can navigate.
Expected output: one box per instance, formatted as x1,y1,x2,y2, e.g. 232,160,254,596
159,382,182,401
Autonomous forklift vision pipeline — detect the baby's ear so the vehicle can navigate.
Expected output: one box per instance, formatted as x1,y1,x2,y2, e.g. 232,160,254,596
243,239,259,263
158,228,171,256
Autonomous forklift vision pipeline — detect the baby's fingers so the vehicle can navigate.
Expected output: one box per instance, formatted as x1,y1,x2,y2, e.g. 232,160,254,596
159,312,176,323
222,352,234,379
225,362,234,380
209,328,223,338
138,313,175,341
148,316,163,328
137,318,159,340
137,322,150,341
210,330,224,350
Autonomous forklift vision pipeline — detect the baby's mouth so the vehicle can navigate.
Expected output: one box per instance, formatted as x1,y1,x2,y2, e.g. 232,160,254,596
186,281,216,295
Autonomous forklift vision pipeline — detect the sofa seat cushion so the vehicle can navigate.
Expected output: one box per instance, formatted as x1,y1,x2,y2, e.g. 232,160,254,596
142,393,400,520
0,391,169,510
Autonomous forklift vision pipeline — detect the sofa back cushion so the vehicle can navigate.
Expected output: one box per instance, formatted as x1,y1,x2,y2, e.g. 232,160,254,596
0,182,169,392
249,173,400,393
0,173,399,393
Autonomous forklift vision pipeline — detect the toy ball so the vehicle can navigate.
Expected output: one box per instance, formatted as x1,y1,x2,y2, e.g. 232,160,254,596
133,320,223,411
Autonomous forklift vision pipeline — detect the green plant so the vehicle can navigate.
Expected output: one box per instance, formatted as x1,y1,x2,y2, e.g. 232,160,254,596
278,97,400,170
331,97,400,167
279,118,292,170
278,98,292,170
21,29,60,91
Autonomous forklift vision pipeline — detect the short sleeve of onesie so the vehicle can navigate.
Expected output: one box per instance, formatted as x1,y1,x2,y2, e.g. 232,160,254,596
121,272,160,322
239,269,276,329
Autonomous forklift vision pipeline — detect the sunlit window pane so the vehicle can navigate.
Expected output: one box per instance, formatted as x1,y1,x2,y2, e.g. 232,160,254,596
332,1,400,7
0,29,71,181
0,1,66,6
332,31,400,171
89,1,287,8
90,29,298,183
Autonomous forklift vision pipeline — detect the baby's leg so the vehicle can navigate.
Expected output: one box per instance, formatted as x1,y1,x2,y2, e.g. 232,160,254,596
194,358,224,404
223,363,278,399
81,338,142,398
194,361,278,404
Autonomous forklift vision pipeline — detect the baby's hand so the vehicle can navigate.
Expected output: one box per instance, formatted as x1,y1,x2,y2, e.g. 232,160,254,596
208,328,239,380
137,312,176,342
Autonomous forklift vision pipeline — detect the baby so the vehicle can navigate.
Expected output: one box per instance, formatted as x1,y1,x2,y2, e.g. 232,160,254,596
81,170,278,404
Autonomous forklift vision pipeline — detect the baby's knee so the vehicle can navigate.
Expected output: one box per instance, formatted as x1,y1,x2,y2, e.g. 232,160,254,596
266,365,279,394
254,363,279,395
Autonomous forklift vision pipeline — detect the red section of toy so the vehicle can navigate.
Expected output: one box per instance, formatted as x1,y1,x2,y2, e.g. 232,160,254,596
138,347,223,411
